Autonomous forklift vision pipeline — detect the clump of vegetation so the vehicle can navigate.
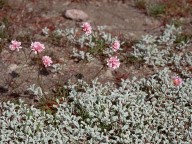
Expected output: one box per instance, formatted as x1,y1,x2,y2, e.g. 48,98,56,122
0,0,8,9
148,2,166,17
134,0,147,10
1,23,192,143
0,1,192,143
0,67,191,143
134,0,192,18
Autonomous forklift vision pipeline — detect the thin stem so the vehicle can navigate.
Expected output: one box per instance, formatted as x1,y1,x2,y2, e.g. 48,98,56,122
21,47,28,63
37,53,46,97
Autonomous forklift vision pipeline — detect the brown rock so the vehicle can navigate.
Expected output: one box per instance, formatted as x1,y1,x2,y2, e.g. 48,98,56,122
64,9,88,21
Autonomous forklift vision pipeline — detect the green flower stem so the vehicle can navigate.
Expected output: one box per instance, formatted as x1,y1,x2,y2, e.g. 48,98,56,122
37,53,46,97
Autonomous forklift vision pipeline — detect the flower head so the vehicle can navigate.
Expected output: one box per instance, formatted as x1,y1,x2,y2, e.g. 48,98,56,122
31,42,45,54
107,56,120,69
111,40,120,52
42,56,53,67
9,40,22,51
172,76,183,87
81,22,92,35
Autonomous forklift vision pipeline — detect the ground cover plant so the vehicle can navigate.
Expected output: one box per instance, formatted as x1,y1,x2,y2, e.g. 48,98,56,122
133,0,192,28
134,0,192,18
0,0,192,143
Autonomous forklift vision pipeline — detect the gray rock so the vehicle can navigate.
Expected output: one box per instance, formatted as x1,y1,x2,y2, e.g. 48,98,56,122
64,9,88,21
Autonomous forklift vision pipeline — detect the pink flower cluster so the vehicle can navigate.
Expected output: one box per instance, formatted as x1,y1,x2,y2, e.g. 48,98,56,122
31,42,52,67
81,22,92,35
107,56,120,69
31,41,53,67
111,40,120,52
107,40,121,69
31,42,45,54
9,40,53,68
172,76,183,87
9,40,22,51
81,22,121,69
42,56,53,67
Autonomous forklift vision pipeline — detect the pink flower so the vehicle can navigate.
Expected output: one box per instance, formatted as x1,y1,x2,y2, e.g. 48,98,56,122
9,40,22,51
111,40,120,52
107,56,120,69
172,76,183,87
42,56,53,67
31,42,45,54
81,22,92,35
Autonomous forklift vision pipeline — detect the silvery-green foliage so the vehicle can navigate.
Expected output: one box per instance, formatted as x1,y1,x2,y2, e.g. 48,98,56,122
60,26,122,60
63,28,78,42
171,53,182,67
0,100,68,143
42,27,50,36
53,29,64,37
132,34,169,66
102,46,114,57
103,39,123,57
76,34,87,48
72,48,86,60
60,68,191,143
176,40,191,50
71,48,94,62
86,52,95,62
97,26,107,32
100,31,116,45
142,34,157,44
81,34,95,48
50,63,63,73
183,52,192,66
51,28,78,42
175,52,192,68
27,84,43,97
158,25,181,46
132,25,190,67
169,51,192,77
74,28,117,49
1,68,192,143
